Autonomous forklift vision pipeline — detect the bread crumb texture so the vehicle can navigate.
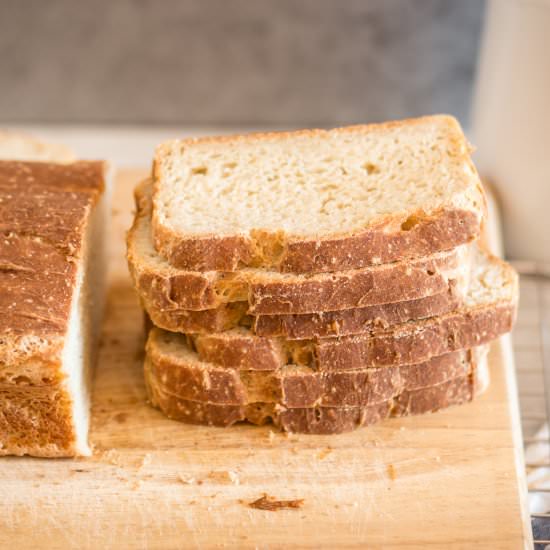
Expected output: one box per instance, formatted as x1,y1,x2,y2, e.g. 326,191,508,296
154,116,482,238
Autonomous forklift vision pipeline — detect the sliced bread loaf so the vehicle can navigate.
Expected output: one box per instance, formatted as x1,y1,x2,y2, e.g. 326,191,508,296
146,325,487,408
152,116,485,273
144,353,488,434
0,160,107,457
128,180,471,314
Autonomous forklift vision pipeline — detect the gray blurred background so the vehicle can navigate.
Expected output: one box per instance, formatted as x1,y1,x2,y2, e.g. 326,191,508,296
0,0,485,127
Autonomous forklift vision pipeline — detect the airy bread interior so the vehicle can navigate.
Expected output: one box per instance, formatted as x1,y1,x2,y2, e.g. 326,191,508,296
61,185,108,455
154,116,483,238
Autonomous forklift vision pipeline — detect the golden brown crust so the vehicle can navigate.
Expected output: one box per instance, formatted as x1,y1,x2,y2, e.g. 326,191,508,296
280,209,479,273
151,208,480,274
279,350,479,408
129,263,221,311
146,336,483,408
130,178,471,313
0,161,105,359
247,250,465,314
146,301,249,334
0,160,105,457
0,235,76,345
145,363,482,434
0,161,105,248
193,329,285,371
131,245,466,314
0,381,77,457
313,302,516,370
272,374,476,434
151,228,254,272
252,286,461,339
176,298,517,373
143,283,463,340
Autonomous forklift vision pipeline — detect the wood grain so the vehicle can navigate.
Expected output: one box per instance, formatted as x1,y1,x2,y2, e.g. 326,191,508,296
0,170,531,549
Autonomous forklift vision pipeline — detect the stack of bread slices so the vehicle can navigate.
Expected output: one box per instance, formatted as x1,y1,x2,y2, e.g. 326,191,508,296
127,116,518,434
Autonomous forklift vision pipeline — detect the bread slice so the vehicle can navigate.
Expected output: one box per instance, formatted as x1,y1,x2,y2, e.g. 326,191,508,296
0,130,75,162
128,180,471,314
251,288,461,338
0,160,108,457
144,352,488,434
152,116,485,273
185,248,517,371
147,324,487,408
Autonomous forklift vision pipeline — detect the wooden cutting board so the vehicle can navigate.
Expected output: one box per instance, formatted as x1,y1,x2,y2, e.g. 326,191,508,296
0,169,532,549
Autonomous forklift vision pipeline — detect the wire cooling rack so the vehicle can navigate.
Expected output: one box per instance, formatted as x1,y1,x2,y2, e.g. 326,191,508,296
513,263,550,549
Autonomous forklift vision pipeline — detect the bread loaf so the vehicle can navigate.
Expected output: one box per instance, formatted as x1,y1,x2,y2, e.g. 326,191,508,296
0,159,108,457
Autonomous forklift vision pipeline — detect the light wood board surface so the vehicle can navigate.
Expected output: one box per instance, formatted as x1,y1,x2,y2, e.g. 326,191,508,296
0,169,531,549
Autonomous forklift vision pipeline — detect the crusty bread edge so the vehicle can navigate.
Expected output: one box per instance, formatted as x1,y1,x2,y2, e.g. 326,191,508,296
144,350,489,434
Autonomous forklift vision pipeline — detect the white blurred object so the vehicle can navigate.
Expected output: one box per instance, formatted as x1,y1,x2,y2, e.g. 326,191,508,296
472,0,550,263
525,424,550,516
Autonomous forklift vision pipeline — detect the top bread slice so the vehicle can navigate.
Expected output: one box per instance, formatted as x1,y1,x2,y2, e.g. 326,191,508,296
152,115,485,273
128,179,471,314
0,159,107,457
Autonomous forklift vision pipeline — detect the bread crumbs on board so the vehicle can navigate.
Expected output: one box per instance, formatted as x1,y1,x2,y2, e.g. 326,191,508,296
246,494,304,511
178,474,196,485
317,447,333,460
207,470,240,485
